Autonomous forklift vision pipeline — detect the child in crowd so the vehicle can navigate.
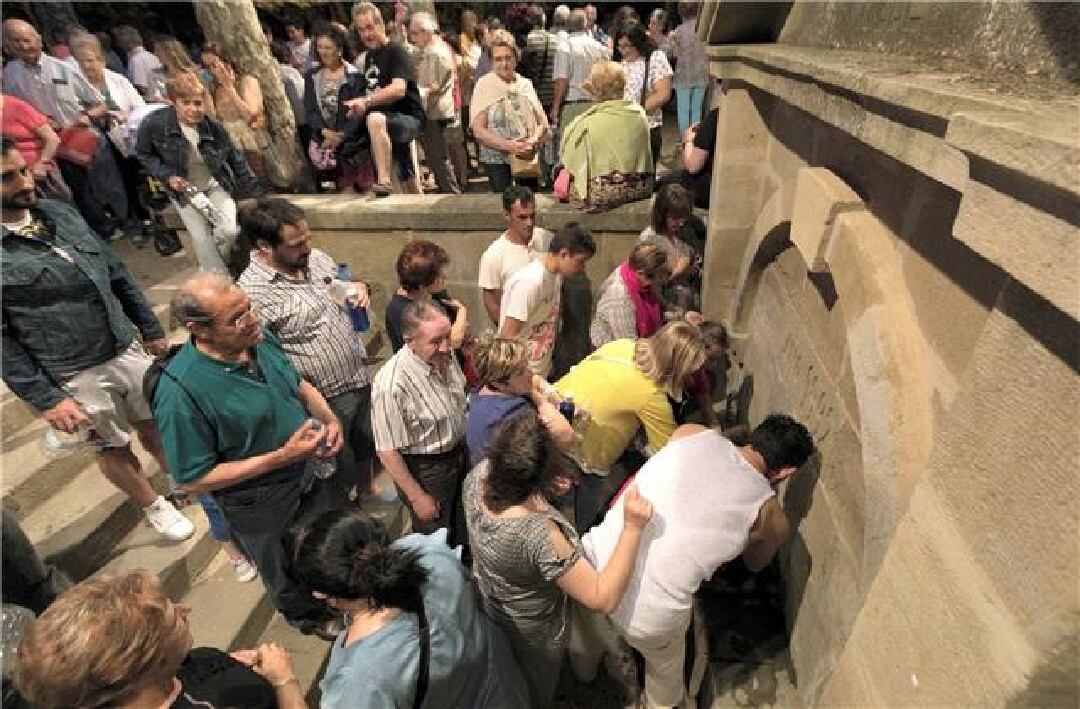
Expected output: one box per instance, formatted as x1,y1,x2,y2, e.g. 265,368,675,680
135,73,262,273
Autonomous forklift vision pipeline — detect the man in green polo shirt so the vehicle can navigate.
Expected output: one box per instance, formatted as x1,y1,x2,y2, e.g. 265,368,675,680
152,272,344,638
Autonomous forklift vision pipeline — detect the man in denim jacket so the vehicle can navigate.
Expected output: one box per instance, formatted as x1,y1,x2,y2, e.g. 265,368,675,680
1,136,194,541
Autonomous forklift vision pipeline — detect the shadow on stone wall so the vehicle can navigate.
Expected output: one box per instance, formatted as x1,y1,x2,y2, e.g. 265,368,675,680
1031,2,1080,85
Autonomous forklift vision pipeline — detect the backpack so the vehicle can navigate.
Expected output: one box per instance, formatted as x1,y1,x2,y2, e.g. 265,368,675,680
142,343,220,452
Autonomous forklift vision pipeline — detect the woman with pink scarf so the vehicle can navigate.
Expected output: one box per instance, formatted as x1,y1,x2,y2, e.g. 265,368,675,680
590,242,672,348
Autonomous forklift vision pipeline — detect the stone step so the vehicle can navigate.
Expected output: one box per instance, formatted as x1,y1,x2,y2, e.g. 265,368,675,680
1,416,98,520
94,503,214,600
16,443,170,581
186,549,276,653
256,613,333,705
0,390,40,440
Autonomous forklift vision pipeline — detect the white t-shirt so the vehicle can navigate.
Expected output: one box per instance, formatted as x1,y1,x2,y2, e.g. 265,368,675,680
499,259,561,378
126,46,164,96
581,429,775,640
477,227,552,292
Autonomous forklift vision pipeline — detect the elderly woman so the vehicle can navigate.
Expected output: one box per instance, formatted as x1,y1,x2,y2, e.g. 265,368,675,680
304,22,361,192
201,42,271,189
615,21,673,163
14,571,301,708
70,32,147,243
464,409,653,707
466,336,575,466
385,240,468,354
470,29,549,193
559,60,652,207
290,510,530,708
590,241,672,348
555,320,707,529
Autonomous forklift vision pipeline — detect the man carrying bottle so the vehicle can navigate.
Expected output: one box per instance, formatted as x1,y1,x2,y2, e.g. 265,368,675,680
236,198,383,513
1,136,193,543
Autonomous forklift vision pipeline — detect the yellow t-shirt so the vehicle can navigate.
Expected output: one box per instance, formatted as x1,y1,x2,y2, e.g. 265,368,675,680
555,339,676,473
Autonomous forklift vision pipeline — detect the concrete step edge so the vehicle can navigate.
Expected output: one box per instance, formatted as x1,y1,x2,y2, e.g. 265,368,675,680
18,461,170,581
93,505,215,600
184,549,276,653
1,418,99,520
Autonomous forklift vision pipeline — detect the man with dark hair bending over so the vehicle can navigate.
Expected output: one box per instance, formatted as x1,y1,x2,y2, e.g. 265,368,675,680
571,414,815,708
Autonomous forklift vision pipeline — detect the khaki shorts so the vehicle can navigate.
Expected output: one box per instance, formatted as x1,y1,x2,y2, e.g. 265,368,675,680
59,340,155,449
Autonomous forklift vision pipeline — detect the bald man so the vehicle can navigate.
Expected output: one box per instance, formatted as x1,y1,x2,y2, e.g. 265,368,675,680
151,273,344,639
409,12,461,194
2,18,123,240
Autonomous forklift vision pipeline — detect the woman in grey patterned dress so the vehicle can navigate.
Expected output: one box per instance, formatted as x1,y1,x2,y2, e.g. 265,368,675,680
463,409,653,707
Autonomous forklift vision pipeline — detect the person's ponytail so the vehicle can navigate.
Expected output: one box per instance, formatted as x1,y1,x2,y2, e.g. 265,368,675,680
289,511,429,613
348,542,427,615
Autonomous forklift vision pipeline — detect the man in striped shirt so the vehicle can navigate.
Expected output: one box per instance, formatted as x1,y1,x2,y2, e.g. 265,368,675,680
371,300,468,543
237,198,376,510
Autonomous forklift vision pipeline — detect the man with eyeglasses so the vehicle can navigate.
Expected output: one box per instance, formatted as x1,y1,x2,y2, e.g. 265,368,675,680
1,136,194,543
150,272,346,639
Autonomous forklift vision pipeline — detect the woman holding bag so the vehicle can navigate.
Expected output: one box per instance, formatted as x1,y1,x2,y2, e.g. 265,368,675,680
70,33,149,243
615,21,672,165
470,29,549,193
303,22,360,192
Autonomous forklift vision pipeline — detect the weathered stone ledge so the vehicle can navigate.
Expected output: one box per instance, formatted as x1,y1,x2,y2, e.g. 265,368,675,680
710,43,1079,320
245,193,651,233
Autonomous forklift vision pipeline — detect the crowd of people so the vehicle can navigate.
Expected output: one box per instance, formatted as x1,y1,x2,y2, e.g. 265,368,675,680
1,2,717,259
1,3,815,709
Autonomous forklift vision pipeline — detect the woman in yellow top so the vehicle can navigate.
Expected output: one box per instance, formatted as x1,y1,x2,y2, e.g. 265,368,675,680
555,320,706,531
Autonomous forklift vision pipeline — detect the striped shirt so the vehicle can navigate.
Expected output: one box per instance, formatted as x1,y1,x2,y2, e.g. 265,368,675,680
237,249,369,399
590,268,637,348
371,345,467,455
3,54,104,127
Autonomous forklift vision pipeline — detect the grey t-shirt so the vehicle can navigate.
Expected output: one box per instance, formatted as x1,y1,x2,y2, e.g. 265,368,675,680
180,123,212,190
463,461,582,651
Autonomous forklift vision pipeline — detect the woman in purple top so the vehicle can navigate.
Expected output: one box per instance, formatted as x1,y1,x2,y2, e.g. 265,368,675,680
466,337,574,466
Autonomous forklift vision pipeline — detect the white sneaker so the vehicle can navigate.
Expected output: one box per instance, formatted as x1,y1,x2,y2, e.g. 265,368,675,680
144,496,195,541
230,557,259,583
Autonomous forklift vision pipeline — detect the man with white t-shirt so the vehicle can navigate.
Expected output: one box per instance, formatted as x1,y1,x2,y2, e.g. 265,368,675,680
574,416,814,708
478,186,552,325
498,222,594,379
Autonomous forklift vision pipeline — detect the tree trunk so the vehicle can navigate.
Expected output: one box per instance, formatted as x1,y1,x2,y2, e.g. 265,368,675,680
194,0,310,191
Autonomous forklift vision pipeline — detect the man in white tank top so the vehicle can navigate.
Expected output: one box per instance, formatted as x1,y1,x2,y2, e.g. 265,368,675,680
575,415,814,708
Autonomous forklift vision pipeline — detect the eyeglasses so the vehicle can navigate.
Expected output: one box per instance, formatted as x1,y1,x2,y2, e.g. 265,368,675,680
225,303,260,329
190,303,259,329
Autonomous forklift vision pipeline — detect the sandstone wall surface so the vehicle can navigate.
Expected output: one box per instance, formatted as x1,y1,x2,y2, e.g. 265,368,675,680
704,39,1079,706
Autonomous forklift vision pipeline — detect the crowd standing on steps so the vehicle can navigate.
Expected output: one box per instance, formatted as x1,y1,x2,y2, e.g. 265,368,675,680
1,4,819,709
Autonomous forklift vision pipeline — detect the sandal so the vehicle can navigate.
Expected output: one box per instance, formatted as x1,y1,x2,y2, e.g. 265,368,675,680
372,182,392,198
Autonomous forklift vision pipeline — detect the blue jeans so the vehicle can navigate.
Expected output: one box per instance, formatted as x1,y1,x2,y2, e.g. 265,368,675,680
676,86,707,137
196,494,231,542
213,469,328,625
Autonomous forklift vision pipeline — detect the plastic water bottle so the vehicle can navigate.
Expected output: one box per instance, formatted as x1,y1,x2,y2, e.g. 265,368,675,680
306,418,336,479
41,426,97,458
182,184,222,227
335,263,370,332
558,394,576,423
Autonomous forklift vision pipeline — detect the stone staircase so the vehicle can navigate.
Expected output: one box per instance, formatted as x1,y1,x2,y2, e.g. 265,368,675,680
0,240,407,702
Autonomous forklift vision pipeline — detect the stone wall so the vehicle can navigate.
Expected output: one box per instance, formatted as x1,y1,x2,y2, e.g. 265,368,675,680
701,34,1079,707
701,1,1080,88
